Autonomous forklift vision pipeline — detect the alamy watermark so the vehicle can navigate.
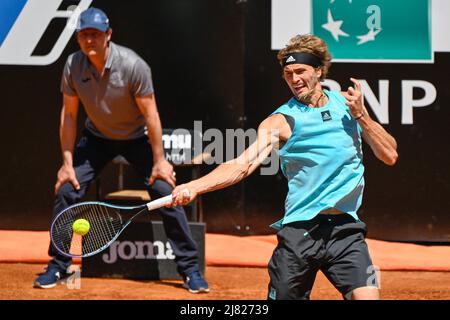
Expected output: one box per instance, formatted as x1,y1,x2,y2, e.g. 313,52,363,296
366,264,381,289
65,266,81,290
162,121,281,176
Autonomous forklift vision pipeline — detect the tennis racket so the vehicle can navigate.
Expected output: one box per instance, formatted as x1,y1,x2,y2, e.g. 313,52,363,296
50,193,180,258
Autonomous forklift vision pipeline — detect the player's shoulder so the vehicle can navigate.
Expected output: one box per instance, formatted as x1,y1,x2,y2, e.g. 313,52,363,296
322,89,347,106
328,89,346,102
326,90,352,114
271,97,299,116
263,99,296,128
65,50,85,67
259,113,292,136
112,42,150,69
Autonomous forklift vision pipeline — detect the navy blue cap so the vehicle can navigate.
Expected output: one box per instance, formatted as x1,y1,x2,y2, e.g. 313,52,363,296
76,7,110,32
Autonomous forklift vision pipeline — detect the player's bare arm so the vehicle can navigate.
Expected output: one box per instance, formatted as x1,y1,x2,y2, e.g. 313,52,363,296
342,78,398,166
135,93,176,187
54,94,80,194
170,114,292,206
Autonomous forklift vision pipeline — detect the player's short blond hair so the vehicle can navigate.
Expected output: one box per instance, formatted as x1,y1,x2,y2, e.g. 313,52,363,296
277,34,332,81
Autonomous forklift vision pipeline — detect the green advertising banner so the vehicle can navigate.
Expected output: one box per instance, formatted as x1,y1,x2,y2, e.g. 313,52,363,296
312,0,432,62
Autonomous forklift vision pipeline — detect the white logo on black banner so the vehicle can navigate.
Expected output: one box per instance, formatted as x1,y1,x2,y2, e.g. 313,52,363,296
321,110,332,122
102,240,175,264
0,0,93,65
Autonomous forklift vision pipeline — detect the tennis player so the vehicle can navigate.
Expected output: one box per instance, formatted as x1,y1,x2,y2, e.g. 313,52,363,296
33,7,208,293
170,34,398,300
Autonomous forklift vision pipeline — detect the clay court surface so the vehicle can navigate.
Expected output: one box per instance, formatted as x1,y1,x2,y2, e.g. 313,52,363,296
1,231,450,300
1,263,449,300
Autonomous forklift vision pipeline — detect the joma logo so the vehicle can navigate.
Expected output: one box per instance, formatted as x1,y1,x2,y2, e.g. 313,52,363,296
102,240,175,264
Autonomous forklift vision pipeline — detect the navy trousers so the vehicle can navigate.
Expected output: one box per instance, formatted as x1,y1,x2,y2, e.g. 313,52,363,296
48,130,200,276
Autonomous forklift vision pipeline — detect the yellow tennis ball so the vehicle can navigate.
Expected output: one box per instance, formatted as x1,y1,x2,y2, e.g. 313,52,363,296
72,219,90,236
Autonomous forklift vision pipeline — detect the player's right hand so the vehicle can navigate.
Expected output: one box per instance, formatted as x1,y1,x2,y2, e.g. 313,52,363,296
55,164,80,194
168,183,198,207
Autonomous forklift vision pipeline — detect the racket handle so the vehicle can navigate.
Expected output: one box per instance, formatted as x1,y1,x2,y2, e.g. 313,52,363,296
146,194,173,211
146,188,191,211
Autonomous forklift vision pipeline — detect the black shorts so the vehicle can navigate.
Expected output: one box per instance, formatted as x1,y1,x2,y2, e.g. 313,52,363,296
267,214,379,300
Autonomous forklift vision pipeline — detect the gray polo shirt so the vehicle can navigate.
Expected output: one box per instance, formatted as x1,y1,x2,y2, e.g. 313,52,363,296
61,42,154,140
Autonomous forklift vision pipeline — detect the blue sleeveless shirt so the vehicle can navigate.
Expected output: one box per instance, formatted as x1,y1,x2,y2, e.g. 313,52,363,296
270,90,364,229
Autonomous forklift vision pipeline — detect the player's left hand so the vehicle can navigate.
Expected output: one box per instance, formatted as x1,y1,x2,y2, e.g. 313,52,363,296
149,159,176,188
342,78,365,119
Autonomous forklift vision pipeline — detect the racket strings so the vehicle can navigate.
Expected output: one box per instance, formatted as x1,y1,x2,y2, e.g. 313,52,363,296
53,210,75,254
81,204,123,255
85,205,119,254
51,203,123,257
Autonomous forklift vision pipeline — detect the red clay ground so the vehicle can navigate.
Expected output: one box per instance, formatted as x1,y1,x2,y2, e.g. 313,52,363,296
1,263,449,300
